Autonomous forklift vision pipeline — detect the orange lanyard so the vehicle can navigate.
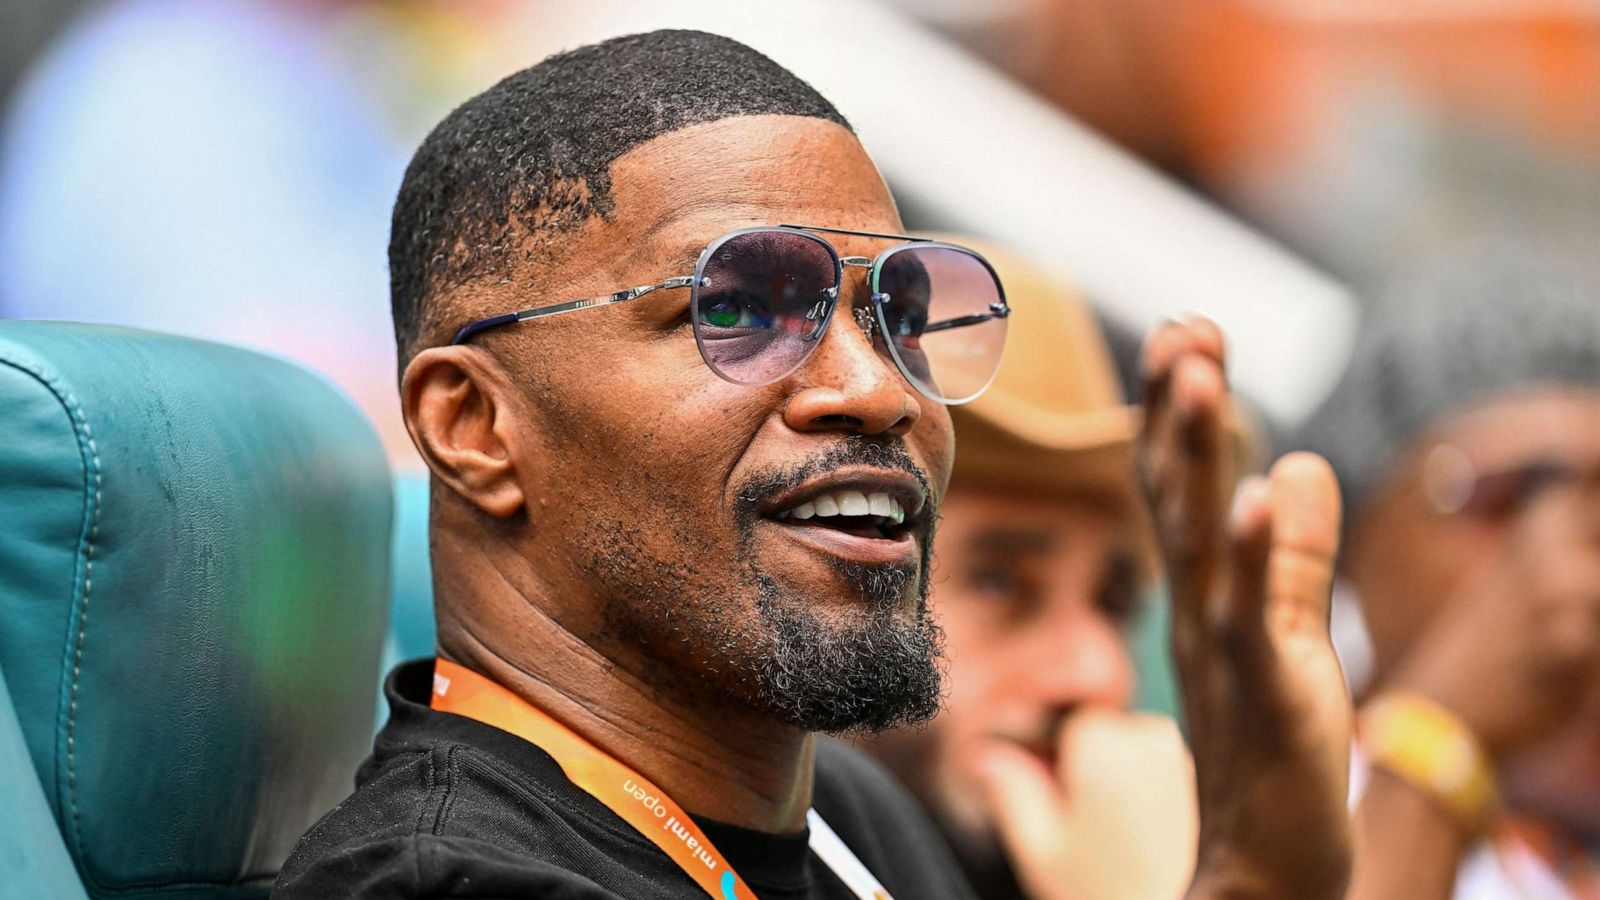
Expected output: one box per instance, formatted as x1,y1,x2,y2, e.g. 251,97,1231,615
430,658,892,900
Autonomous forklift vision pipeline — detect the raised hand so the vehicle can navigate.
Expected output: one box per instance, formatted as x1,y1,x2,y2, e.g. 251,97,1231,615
1136,318,1353,900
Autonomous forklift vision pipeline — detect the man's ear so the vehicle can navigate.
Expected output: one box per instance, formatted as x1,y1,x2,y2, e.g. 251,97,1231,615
402,347,527,519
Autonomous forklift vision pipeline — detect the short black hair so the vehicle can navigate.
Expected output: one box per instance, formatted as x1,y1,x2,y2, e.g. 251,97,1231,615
388,29,852,358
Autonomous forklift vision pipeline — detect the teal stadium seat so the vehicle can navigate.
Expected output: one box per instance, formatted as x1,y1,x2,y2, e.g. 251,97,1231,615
386,472,436,664
0,323,393,899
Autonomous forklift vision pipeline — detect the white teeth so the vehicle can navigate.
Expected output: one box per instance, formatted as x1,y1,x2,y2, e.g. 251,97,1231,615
777,488,916,525
838,491,870,516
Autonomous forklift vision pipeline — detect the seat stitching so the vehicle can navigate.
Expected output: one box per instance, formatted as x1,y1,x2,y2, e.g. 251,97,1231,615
65,394,101,865
0,355,103,869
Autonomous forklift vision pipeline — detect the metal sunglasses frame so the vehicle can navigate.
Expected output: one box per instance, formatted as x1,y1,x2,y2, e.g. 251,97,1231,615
449,224,1011,404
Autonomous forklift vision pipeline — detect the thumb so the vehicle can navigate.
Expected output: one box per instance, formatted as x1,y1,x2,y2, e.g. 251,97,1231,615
975,741,1069,875
1266,452,1342,627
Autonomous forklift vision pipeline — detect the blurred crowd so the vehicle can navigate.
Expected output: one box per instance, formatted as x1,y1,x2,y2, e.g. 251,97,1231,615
2,2,1596,898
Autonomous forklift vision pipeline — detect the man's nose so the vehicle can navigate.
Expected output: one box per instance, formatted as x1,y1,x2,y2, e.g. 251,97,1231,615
781,296,921,437
1022,605,1136,710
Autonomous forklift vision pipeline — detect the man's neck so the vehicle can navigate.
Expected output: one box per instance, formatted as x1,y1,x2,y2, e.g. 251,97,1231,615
439,604,816,834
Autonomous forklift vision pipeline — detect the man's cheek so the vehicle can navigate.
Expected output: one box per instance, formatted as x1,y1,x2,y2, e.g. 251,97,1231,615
919,412,958,494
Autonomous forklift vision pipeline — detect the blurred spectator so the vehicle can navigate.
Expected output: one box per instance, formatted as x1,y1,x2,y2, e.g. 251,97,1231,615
854,243,1197,900
1298,247,1600,899
0,0,519,461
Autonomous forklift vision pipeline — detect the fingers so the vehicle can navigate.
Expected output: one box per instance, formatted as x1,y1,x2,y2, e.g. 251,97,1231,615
1140,318,1235,759
1140,316,1225,404
1174,355,1228,583
1139,318,1226,441
1053,711,1200,900
1265,452,1343,632
1139,318,1231,600
975,741,1068,873
1139,320,1187,415
1224,475,1273,640
1213,457,1340,719
1055,709,1193,797
1191,317,1227,365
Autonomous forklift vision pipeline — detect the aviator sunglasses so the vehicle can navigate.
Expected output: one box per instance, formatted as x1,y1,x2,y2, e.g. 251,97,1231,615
452,225,1011,405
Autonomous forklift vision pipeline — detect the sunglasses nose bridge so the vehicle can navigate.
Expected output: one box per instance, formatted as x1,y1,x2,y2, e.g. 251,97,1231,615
798,292,908,398
818,255,876,337
851,305,877,339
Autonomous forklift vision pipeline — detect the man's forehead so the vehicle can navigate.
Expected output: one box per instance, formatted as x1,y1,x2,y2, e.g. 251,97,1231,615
596,116,901,259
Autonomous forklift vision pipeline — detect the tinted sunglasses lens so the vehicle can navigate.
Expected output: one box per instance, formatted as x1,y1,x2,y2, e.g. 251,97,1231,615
1461,459,1576,519
877,246,1007,404
693,231,839,385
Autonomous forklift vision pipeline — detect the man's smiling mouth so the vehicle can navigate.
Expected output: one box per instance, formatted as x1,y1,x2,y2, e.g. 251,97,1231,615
757,469,927,560
775,488,908,537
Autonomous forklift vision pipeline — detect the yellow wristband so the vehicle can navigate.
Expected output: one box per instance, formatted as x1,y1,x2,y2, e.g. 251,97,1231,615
1361,693,1499,835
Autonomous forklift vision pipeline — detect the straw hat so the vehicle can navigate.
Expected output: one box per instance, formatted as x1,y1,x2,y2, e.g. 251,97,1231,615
946,240,1141,509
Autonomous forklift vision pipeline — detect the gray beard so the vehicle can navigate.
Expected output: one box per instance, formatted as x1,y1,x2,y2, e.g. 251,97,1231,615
751,563,945,734
581,518,945,735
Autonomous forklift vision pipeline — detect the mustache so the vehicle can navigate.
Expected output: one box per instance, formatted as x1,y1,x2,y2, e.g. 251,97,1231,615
734,435,935,521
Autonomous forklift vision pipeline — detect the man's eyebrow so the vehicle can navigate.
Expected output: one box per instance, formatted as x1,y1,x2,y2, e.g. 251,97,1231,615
967,528,1054,555
633,209,723,276
664,242,703,274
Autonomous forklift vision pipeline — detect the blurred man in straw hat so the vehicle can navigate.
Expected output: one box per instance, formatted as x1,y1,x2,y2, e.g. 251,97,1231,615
855,242,1199,900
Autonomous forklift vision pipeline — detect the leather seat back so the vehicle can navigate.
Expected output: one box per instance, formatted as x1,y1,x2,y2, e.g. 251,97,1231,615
0,322,392,898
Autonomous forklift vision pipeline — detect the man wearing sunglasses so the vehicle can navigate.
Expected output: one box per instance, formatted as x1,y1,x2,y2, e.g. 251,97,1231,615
1299,250,1600,899
276,30,1354,899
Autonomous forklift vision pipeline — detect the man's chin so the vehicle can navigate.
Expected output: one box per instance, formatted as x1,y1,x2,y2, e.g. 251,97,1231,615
751,574,944,735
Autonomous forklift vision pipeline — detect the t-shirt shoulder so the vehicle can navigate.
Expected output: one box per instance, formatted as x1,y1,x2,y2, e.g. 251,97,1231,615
273,742,635,898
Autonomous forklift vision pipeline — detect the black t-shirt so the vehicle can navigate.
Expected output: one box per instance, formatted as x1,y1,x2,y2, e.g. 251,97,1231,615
274,660,977,899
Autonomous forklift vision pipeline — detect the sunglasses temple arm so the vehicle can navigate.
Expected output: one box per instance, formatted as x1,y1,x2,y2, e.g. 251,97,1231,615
451,275,697,344
921,309,1009,334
